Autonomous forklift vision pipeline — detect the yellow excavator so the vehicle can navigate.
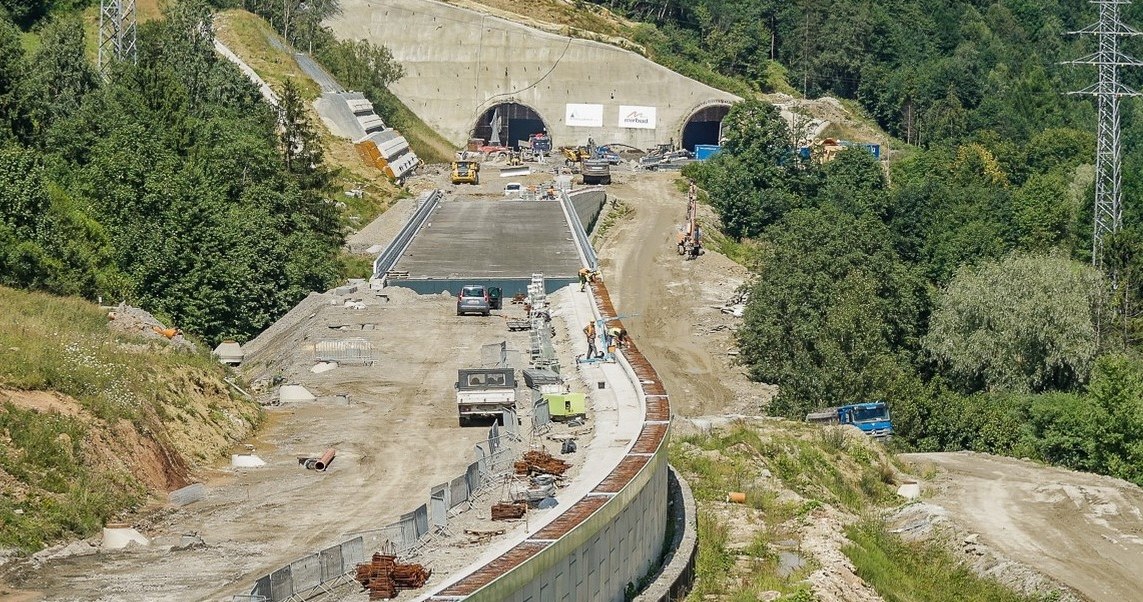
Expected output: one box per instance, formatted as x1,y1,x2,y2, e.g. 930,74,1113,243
450,160,480,185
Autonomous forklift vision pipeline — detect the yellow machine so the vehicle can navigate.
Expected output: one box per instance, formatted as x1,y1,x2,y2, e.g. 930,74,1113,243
450,160,480,185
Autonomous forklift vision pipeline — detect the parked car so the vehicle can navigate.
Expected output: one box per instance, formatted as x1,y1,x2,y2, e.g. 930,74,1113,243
456,285,491,316
503,182,523,196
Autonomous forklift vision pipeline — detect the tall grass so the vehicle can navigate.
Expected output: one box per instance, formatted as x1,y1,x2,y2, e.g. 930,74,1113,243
843,521,1052,602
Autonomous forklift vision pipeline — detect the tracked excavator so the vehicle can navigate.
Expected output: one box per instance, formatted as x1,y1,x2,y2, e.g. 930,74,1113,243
676,181,703,259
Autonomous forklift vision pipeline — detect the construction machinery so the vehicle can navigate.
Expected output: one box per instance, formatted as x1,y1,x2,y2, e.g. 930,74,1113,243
450,160,480,185
806,401,894,440
456,368,517,426
562,138,611,185
676,181,702,258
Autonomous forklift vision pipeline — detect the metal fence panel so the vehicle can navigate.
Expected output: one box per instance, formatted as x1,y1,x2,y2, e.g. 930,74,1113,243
250,575,272,600
466,461,481,496
414,504,430,539
319,545,344,582
269,566,293,602
399,511,418,548
475,442,489,474
289,554,321,594
504,407,519,436
449,474,469,509
430,483,448,527
533,394,551,428
481,341,508,367
315,338,377,365
341,536,364,567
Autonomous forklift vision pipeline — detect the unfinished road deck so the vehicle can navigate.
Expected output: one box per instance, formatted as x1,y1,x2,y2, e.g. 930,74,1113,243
391,198,583,292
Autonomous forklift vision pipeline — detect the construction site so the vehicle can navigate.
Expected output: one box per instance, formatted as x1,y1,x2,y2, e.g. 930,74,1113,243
3,1,1143,602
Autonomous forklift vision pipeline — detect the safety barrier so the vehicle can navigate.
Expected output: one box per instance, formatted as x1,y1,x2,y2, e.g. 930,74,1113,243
559,189,600,270
372,190,443,279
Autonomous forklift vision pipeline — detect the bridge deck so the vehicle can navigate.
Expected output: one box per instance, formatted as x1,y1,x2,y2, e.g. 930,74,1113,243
392,199,583,280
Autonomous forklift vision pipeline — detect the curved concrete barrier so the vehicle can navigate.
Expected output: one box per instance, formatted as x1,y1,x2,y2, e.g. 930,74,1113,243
422,279,675,601
633,467,698,602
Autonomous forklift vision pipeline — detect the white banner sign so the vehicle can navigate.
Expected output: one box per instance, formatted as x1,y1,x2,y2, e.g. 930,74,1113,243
565,103,604,128
618,105,657,129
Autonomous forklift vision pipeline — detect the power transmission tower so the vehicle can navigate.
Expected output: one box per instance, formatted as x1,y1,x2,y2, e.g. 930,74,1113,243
1067,0,1143,268
99,0,138,77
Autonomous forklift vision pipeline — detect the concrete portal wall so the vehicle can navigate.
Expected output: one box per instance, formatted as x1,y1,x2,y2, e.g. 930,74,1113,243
328,0,740,149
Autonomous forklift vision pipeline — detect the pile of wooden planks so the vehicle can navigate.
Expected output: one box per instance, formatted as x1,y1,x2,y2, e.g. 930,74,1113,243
491,501,528,521
355,553,432,600
514,450,570,476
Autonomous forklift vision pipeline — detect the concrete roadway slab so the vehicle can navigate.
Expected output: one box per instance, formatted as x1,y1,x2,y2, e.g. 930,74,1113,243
394,199,583,279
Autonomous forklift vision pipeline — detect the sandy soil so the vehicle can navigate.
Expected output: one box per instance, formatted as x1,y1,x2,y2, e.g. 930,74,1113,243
5,288,538,601
902,452,1143,602
594,170,775,416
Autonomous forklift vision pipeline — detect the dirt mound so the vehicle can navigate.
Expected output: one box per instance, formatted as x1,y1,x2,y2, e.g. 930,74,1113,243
107,303,197,351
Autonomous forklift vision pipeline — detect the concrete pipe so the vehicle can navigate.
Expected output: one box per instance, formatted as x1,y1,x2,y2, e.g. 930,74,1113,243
315,448,337,471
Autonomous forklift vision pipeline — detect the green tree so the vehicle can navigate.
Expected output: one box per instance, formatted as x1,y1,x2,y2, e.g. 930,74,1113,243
0,17,31,143
739,205,925,417
691,99,808,239
278,78,334,192
923,252,1107,393
28,16,99,137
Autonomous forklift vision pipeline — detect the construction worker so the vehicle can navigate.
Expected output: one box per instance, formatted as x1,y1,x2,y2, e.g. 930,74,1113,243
579,267,593,291
584,321,597,357
607,326,628,349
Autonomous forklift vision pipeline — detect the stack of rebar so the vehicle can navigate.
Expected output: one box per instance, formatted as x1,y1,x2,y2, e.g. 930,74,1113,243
491,501,528,521
515,450,571,476
354,553,432,600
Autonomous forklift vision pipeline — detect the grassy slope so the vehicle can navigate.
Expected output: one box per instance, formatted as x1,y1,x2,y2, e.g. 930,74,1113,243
213,9,451,223
0,287,261,551
672,422,1045,601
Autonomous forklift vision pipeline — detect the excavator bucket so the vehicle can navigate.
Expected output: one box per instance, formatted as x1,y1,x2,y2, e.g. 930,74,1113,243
499,165,531,177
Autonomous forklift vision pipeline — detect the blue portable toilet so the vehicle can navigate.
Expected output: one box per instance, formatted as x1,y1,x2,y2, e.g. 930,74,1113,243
694,145,721,161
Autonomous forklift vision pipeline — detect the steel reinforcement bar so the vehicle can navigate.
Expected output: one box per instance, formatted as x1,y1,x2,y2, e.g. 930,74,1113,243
372,190,443,279
426,278,672,600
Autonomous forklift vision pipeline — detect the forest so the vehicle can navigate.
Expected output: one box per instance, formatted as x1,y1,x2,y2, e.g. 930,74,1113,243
626,0,1143,486
0,1,349,345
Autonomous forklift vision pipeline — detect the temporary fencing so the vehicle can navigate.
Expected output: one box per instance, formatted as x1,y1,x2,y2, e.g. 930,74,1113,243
314,338,377,365
242,424,518,601
245,536,365,602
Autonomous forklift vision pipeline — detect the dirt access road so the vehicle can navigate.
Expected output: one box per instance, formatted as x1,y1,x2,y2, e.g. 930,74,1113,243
594,170,774,416
904,452,1143,602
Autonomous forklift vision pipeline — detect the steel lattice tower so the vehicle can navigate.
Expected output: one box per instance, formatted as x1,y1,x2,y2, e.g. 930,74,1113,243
98,0,137,77
1067,0,1143,267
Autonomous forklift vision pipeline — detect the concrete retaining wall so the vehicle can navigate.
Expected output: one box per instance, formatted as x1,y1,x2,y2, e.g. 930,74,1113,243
570,188,607,235
327,0,739,148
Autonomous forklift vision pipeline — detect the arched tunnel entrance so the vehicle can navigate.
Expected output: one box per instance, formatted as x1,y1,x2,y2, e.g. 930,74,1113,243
473,103,549,149
681,104,731,151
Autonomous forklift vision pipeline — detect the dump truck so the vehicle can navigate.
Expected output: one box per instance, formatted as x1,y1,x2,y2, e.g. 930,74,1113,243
581,159,611,185
456,368,517,426
451,160,480,185
806,401,893,440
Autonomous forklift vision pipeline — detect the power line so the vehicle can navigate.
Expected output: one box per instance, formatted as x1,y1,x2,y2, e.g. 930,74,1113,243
1065,0,1143,268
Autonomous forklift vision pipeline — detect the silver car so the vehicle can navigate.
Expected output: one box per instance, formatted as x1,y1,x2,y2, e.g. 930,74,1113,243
456,285,491,316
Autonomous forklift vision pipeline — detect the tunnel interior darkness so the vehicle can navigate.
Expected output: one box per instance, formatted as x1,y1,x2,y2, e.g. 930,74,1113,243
473,103,549,149
681,104,731,151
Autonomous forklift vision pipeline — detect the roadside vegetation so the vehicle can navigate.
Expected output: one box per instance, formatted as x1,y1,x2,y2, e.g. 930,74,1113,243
0,286,261,551
671,421,1049,601
665,0,1143,491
